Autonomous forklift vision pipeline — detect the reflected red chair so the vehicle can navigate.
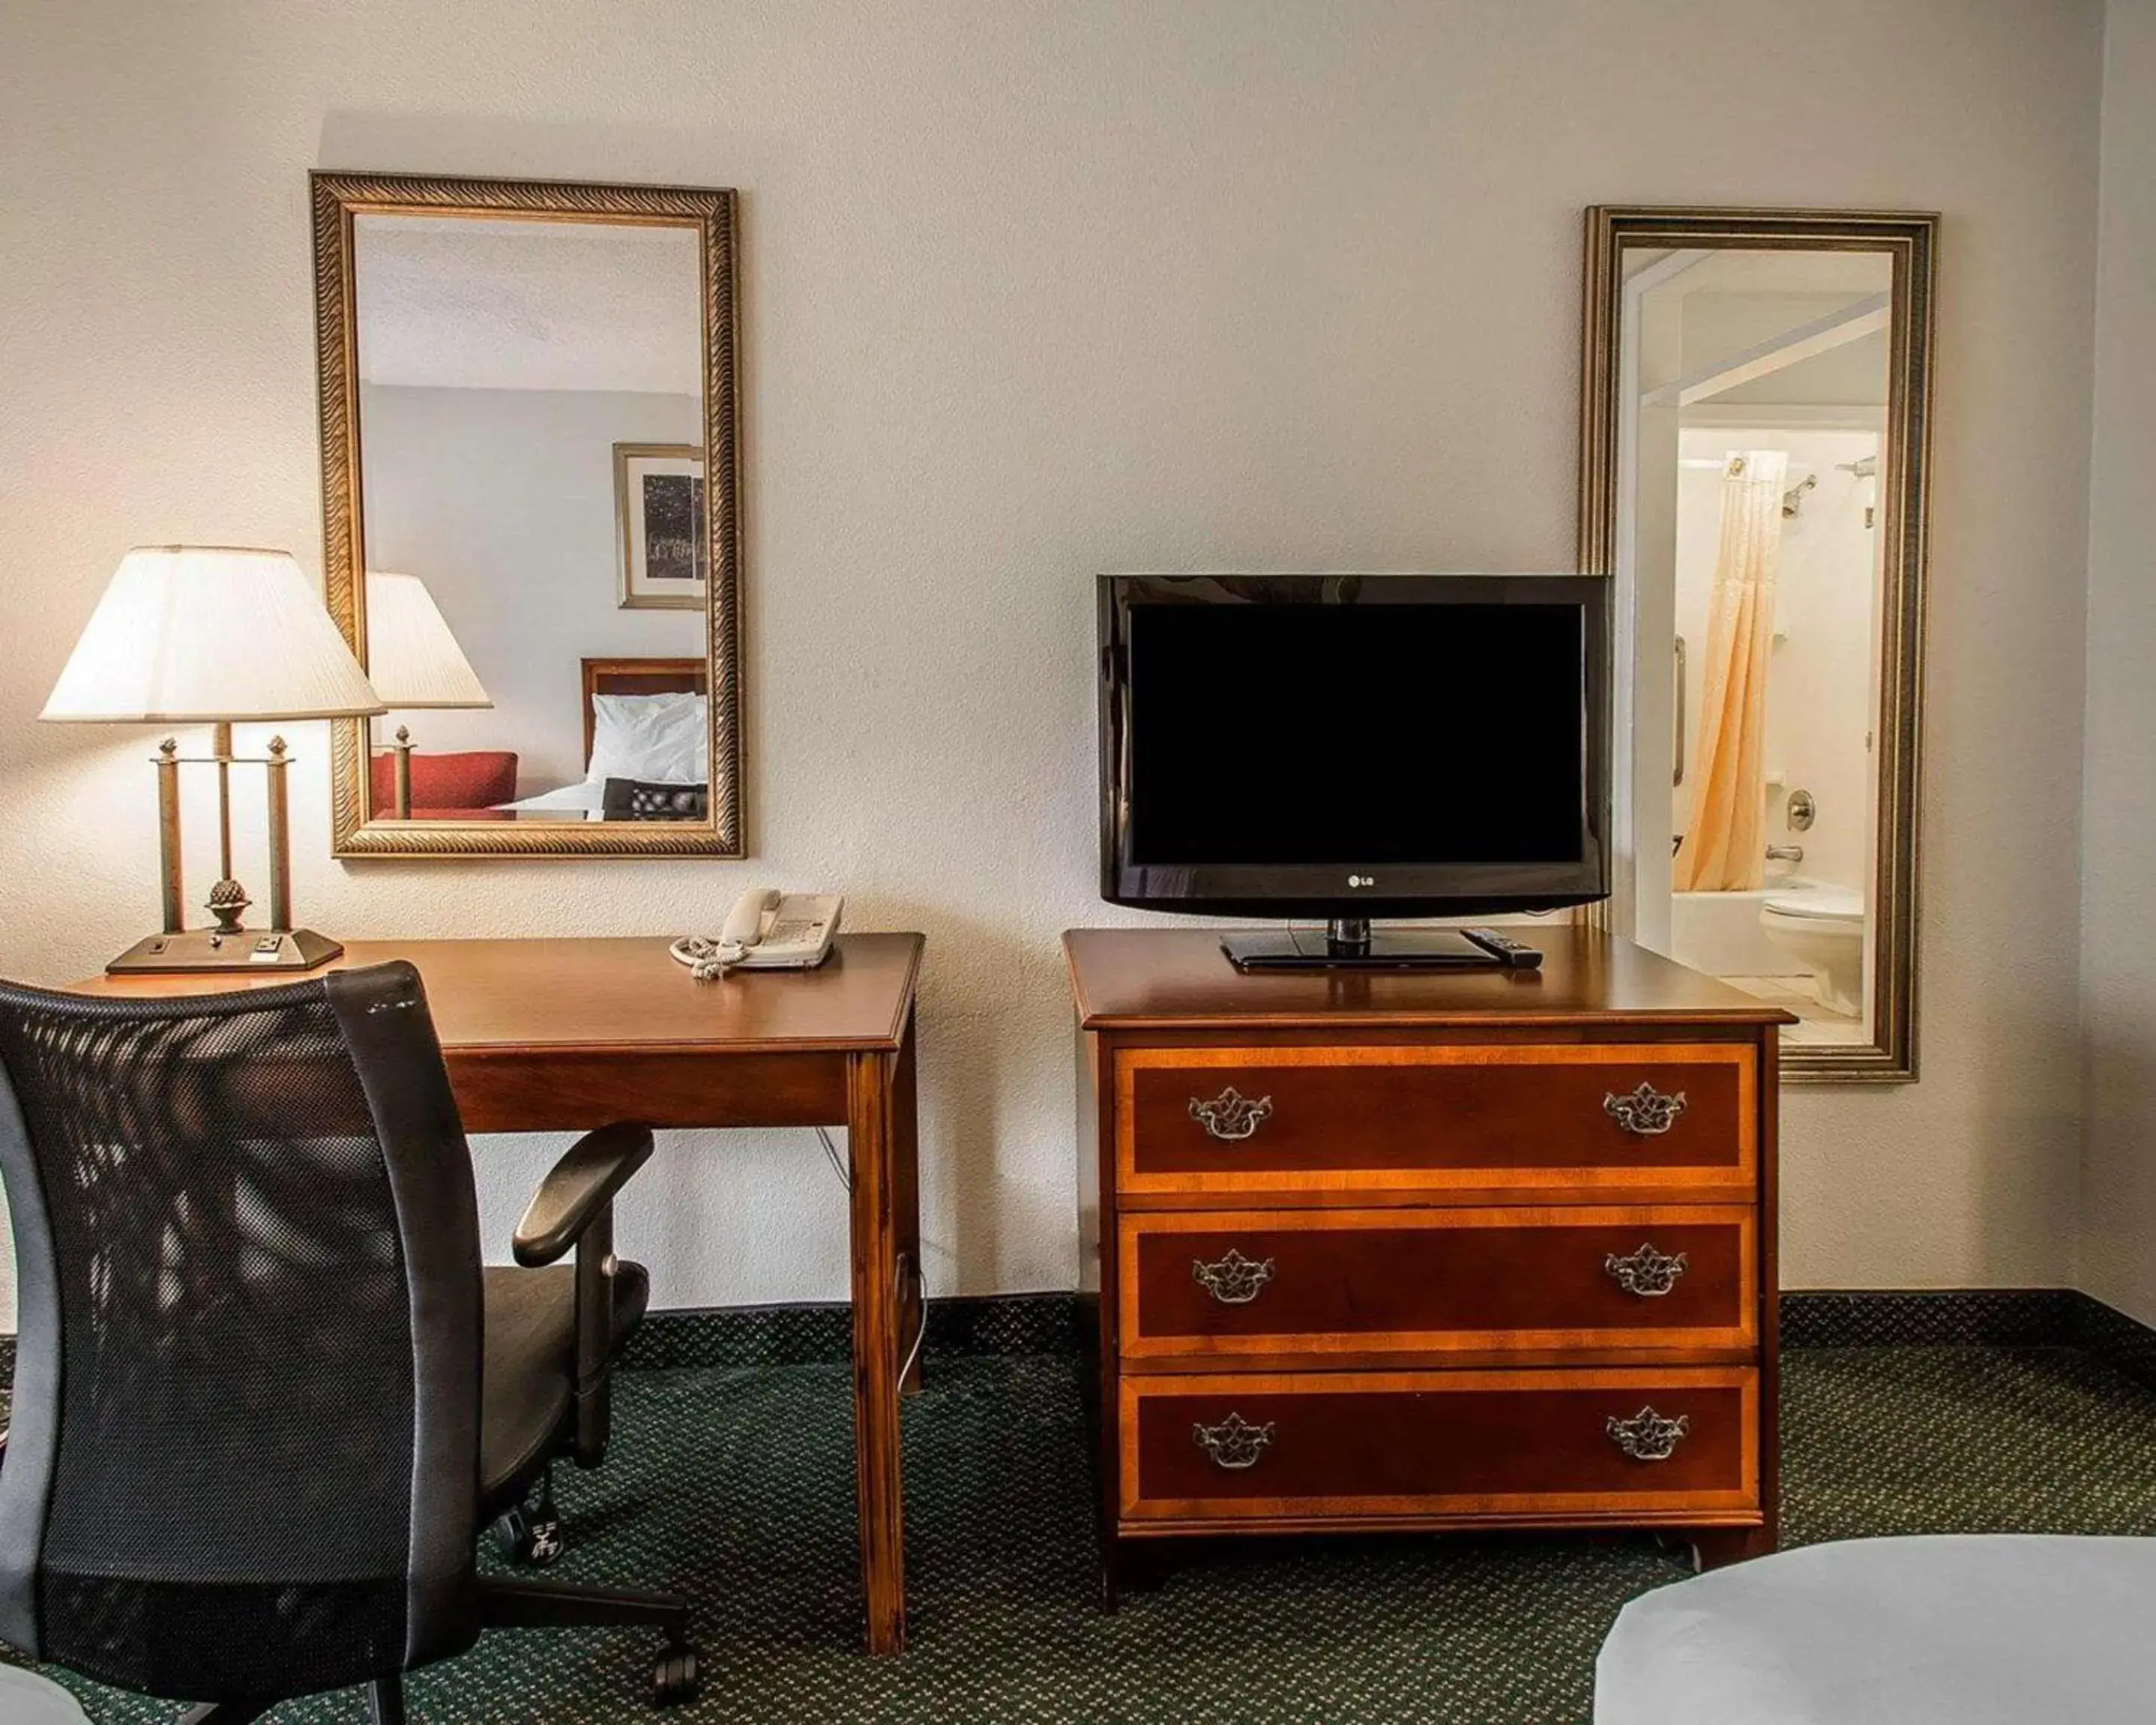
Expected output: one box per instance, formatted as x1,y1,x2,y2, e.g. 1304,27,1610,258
369,750,518,819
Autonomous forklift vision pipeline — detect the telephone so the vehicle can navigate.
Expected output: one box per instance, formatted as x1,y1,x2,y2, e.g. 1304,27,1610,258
671,889,843,979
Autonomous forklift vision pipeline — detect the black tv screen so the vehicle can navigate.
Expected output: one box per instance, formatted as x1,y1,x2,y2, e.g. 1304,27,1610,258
1099,575,1610,919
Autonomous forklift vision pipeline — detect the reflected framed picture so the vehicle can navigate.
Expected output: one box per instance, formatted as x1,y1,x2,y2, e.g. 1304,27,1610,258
615,442,708,611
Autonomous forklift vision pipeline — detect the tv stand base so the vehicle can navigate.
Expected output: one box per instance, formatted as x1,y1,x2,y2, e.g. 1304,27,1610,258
1222,922,1499,971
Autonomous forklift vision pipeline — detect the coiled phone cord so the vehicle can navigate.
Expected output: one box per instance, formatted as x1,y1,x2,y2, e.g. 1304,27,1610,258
669,935,746,980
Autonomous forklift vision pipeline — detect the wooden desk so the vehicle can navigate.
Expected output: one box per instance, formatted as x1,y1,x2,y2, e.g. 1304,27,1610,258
76,933,925,1656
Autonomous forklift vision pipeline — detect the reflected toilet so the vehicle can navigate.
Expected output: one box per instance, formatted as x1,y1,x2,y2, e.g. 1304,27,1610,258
1758,885,1864,1016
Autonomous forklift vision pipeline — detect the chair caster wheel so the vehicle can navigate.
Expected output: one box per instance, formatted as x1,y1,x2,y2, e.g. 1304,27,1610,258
653,1643,701,1706
494,1500,563,1567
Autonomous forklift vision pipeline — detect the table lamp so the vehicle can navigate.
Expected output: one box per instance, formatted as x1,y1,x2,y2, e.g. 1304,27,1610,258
364,571,492,818
41,546,388,974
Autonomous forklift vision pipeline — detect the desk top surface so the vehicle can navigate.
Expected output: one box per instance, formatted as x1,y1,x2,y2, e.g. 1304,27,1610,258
1064,927,1795,1031
73,933,925,1056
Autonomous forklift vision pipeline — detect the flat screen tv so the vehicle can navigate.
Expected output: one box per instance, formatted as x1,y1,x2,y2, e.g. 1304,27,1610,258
1098,574,1610,966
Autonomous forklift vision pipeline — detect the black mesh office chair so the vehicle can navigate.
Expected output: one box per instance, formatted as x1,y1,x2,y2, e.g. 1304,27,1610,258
0,962,701,1720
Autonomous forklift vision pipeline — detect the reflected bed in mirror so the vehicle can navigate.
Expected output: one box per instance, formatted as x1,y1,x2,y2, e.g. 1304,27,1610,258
1580,208,1936,1080
312,172,741,857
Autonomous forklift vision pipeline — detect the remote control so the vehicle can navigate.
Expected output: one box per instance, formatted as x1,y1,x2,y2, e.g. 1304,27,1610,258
1463,928,1543,970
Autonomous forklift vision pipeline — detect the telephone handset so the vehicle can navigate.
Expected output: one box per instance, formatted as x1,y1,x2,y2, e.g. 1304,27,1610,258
672,889,843,979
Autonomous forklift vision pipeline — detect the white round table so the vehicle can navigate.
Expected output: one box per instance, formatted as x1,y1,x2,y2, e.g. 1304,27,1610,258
1598,1535,2156,1725
0,1667,88,1723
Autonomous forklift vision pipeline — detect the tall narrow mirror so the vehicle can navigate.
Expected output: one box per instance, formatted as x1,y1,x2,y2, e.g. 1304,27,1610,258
1581,209,1936,1080
313,173,741,857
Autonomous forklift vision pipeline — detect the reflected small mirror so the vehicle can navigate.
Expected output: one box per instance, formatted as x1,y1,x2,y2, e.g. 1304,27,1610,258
1581,210,1936,1080
313,174,741,857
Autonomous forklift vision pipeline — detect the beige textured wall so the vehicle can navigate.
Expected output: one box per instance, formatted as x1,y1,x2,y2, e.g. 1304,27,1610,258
2078,0,2156,1323
0,0,2104,1312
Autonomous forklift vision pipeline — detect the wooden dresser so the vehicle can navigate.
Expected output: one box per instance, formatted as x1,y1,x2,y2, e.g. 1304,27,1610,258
1067,927,1793,1597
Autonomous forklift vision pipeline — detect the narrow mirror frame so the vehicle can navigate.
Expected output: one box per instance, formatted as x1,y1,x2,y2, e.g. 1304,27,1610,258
311,170,744,858
1578,206,1938,1082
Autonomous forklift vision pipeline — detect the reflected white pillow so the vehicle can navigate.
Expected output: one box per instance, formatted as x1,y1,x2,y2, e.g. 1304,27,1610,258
587,693,708,786
498,782,606,815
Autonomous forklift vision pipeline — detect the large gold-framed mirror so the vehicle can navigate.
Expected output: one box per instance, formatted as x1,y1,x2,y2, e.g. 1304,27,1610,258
1580,207,1936,1080
312,171,743,857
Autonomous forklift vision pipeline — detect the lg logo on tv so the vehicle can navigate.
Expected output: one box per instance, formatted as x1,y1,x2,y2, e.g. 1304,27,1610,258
1348,874,1376,889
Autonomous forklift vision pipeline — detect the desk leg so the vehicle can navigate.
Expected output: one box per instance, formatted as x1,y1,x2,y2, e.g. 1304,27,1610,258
847,1046,908,1657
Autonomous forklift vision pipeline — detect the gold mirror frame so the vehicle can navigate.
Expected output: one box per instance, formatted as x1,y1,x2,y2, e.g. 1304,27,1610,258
311,171,743,858
1579,207,1937,1081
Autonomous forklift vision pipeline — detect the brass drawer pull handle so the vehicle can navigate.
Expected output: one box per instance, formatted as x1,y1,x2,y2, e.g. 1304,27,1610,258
1192,1248,1276,1305
1604,1243,1689,1297
1606,1405,1690,1461
1604,1082,1688,1137
1189,1086,1273,1143
1193,1411,1276,1470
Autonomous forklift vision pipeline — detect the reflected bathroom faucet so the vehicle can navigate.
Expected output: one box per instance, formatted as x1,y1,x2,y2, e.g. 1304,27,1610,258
1765,845,1805,863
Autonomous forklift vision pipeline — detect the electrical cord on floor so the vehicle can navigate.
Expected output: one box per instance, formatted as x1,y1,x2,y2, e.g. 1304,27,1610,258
897,1251,929,1387
817,1125,928,1377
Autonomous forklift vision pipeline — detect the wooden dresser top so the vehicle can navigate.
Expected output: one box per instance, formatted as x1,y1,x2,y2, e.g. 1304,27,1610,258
1064,928,1796,1032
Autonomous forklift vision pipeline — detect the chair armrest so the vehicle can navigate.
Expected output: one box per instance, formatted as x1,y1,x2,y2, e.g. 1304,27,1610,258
513,1121,656,1266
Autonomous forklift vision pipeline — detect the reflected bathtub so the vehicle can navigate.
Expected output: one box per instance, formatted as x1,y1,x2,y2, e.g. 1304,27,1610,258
1667,875,1831,979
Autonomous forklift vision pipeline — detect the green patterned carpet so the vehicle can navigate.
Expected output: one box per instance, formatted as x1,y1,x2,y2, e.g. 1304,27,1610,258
34,1343,2156,1724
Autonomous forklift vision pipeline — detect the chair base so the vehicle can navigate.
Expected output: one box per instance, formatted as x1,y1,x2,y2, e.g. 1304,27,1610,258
481,1576,701,1706
176,1578,701,1719
183,1677,410,1724
495,1462,565,1566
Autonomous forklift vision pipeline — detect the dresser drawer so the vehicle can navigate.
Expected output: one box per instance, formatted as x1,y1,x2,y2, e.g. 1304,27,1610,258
1120,1366,1758,1525
1116,1044,1753,1198
1118,1205,1756,1363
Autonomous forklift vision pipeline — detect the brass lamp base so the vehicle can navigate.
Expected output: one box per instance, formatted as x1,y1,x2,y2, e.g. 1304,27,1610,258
106,928,345,976
117,729,344,976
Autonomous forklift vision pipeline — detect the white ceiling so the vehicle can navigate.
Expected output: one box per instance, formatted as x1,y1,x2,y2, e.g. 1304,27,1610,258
354,215,703,395
1671,249,1893,297
1624,247,1894,297
1626,249,1893,408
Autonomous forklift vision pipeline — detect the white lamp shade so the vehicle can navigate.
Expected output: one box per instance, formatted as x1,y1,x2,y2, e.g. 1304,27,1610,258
364,571,492,709
41,547,387,722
